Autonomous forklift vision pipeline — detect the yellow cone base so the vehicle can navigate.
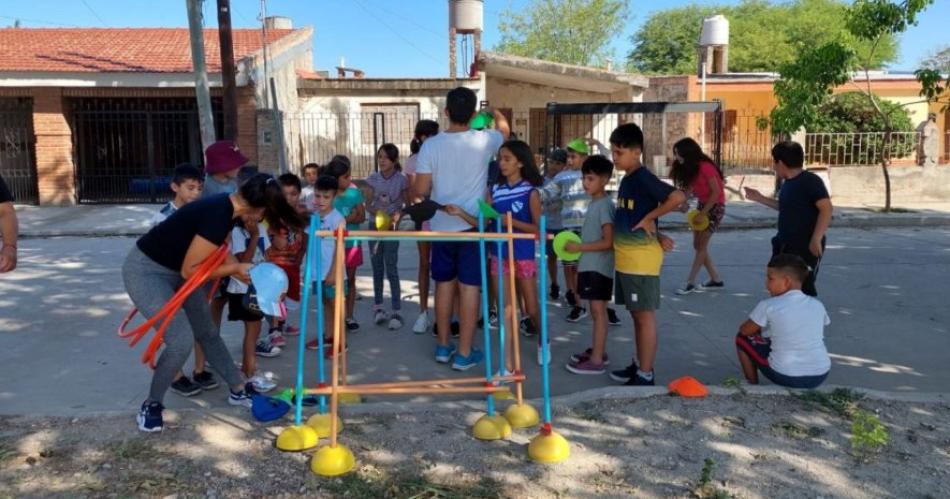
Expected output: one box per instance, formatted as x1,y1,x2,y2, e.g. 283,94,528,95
504,403,540,429
472,414,512,441
492,389,515,401
338,392,362,404
306,413,344,439
310,444,356,477
276,425,319,452
528,426,570,463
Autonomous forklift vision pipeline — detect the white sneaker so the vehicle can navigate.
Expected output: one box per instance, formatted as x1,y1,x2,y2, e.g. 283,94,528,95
412,311,430,334
374,309,389,325
248,374,276,393
492,369,514,386
537,343,551,366
388,313,403,330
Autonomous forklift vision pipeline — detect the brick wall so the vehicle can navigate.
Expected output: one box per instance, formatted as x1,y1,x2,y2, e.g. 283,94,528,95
32,88,75,205
235,85,258,166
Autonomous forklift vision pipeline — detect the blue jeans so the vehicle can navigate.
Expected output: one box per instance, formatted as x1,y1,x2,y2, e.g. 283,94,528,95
370,240,401,310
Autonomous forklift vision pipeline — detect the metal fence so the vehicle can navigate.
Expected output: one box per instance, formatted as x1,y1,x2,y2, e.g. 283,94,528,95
804,131,921,167
0,97,38,204
71,97,222,203
721,115,775,172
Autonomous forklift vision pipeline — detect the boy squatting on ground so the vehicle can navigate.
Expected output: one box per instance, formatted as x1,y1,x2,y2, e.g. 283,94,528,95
607,123,686,386
149,164,221,397
745,141,832,297
562,155,616,375
735,253,831,388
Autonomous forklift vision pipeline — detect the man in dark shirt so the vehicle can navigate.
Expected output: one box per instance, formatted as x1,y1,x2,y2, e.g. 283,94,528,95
745,141,833,296
0,174,17,273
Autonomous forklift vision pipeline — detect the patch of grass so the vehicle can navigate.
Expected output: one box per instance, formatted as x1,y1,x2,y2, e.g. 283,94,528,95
794,388,864,418
694,458,733,499
323,470,502,499
0,440,17,464
774,421,825,439
851,409,889,459
722,377,742,390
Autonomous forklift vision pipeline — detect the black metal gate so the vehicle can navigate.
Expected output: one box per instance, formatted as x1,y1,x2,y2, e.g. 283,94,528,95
0,98,39,204
71,97,222,203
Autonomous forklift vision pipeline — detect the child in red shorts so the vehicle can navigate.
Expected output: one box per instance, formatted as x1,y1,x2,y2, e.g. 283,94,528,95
266,173,308,345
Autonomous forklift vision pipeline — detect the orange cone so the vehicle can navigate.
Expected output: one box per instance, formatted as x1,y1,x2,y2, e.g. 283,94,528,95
668,376,708,398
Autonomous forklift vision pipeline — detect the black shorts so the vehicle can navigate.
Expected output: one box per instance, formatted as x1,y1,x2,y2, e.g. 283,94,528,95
577,271,613,301
226,292,262,322
545,229,558,259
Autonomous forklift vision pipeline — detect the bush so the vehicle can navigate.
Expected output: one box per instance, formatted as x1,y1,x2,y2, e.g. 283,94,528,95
808,92,915,165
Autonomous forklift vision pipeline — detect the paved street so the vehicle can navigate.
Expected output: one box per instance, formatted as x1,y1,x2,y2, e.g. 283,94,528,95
1,226,948,416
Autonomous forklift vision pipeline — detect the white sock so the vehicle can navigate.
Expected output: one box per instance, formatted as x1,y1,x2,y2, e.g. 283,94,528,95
636,369,654,381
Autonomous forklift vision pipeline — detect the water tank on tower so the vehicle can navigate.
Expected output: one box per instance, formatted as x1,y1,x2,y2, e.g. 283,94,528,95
448,0,484,78
698,14,729,75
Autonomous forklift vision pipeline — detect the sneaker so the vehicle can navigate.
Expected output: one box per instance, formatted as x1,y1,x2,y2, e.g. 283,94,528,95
537,343,551,366
268,329,286,348
607,308,622,327
478,311,499,330
434,343,457,363
388,313,403,330
624,371,656,386
549,284,560,301
452,348,484,371
136,401,164,432
609,361,639,383
433,321,461,338
255,341,281,358
192,371,219,390
169,376,201,397
248,374,276,393
228,383,259,408
492,368,514,386
569,348,611,366
520,317,537,337
565,358,606,375
675,283,700,295
345,318,360,332
374,309,389,325
412,311,430,334
566,306,587,323
284,325,300,336
703,280,725,289
565,290,577,307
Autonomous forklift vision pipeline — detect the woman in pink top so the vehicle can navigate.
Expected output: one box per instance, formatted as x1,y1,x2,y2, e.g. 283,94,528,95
670,137,726,295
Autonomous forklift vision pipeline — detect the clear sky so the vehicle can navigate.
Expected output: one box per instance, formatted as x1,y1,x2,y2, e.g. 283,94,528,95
1,0,947,77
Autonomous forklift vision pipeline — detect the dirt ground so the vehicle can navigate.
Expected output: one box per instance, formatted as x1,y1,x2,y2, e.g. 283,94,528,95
2,389,949,499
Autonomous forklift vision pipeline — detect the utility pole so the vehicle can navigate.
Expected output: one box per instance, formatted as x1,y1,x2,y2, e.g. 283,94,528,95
217,0,238,140
186,0,216,159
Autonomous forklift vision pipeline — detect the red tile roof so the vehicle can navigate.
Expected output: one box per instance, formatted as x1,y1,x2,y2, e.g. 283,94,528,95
0,28,296,73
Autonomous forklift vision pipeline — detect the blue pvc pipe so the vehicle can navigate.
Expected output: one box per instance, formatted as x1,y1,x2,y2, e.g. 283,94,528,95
538,215,552,424
314,214,327,415
477,213,494,416
293,213,319,425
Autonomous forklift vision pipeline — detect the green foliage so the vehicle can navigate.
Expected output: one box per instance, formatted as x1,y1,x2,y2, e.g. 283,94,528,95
794,388,864,418
812,92,914,134
627,0,898,75
495,0,628,67
770,42,854,135
851,409,890,457
695,458,733,499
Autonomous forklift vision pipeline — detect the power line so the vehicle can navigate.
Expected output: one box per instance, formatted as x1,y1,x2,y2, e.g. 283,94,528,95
369,1,446,39
0,14,75,27
79,0,107,25
351,0,443,65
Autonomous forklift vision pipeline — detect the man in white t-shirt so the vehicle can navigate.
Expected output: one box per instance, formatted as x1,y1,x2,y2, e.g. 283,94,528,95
413,87,509,371
735,254,831,388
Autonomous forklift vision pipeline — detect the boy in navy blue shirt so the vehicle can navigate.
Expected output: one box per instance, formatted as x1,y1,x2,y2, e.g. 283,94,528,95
745,141,833,296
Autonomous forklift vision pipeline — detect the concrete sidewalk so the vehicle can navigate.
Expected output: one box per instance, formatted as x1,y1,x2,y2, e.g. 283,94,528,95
15,200,950,238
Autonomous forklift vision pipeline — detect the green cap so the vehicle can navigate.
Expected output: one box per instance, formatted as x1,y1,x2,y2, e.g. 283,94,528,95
566,138,589,155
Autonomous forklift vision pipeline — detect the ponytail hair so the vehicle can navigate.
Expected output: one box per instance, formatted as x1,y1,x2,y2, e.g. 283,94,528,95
410,119,440,155
378,143,401,172
239,173,303,229
323,157,351,179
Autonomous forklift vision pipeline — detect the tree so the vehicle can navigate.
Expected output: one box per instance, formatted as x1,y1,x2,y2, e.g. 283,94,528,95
810,92,916,165
627,0,898,75
495,0,628,67
920,45,950,71
771,0,950,211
